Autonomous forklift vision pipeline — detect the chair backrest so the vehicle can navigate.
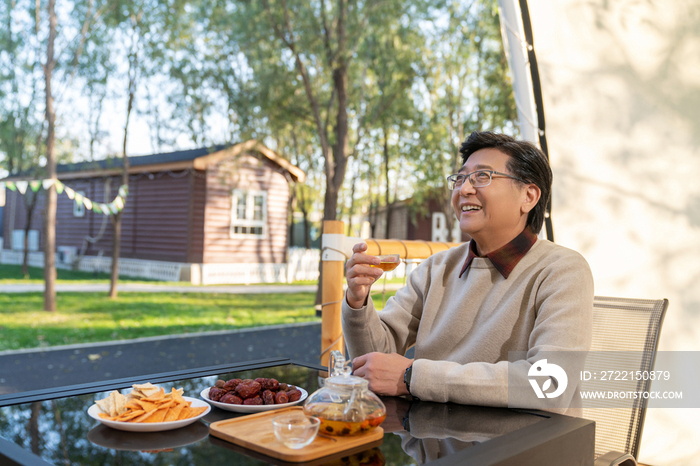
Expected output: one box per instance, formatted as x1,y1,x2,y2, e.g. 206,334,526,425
582,296,668,459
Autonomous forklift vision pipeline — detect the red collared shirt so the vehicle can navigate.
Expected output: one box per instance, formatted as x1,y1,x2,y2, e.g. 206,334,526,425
459,228,538,279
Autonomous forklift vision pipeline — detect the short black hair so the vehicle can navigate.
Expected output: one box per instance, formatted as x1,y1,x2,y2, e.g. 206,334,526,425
459,131,552,234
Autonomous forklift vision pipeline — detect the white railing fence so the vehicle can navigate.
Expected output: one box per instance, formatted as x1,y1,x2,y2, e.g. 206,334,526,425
0,250,182,282
286,247,321,282
0,246,421,284
79,256,182,282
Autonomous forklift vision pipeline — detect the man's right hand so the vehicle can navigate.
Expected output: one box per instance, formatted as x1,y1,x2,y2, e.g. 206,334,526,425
345,242,383,309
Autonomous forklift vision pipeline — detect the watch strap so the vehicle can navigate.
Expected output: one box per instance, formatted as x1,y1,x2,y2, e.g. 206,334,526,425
404,365,413,395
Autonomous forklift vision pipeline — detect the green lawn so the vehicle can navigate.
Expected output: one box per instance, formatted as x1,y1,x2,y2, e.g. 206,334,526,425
0,289,398,352
0,264,186,285
0,264,324,286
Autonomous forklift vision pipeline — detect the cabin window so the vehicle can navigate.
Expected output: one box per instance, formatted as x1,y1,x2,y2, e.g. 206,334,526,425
230,190,267,237
12,229,39,251
73,191,86,217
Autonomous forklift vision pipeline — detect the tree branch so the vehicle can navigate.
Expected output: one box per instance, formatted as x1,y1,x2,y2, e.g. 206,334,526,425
261,0,332,181
319,0,335,67
70,0,94,81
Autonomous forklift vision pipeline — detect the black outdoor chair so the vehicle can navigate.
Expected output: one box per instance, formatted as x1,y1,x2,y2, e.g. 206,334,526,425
583,296,668,466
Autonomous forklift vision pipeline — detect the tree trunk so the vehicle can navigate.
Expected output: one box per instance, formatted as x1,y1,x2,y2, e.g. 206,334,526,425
262,0,351,305
347,167,356,237
324,59,350,222
22,192,39,277
109,209,122,298
43,0,57,312
29,402,41,454
287,182,296,249
303,212,311,249
383,128,391,239
110,38,136,298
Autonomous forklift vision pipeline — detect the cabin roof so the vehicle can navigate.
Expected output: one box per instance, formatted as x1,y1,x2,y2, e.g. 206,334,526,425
2,140,305,183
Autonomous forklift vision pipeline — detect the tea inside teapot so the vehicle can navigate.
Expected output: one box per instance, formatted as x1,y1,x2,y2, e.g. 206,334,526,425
303,351,386,436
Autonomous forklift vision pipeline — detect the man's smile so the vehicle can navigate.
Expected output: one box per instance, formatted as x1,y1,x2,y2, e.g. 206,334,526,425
460,204,482,213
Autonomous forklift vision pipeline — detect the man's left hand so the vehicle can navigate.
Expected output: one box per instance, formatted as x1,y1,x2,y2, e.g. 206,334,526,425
352,352,414,396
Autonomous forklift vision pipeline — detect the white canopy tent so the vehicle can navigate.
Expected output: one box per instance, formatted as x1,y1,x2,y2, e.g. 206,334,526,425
497,1,700,464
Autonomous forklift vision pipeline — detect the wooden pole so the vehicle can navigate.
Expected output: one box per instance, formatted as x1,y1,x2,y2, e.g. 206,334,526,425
320,220,345,367
364,239,461,258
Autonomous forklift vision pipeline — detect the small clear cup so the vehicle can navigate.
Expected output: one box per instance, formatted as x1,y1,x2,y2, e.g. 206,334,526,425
371,254,401,272
272,413,320,449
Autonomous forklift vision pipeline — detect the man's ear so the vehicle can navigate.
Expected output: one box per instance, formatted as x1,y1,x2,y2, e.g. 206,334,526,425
521,184,541,215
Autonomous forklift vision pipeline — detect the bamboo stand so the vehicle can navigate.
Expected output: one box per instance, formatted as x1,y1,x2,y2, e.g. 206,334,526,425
319,219,462,366
320,221,345,367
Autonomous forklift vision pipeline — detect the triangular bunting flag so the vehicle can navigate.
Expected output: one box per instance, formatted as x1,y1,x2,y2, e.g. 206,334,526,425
29,181,41,192
65,187,75,200
108,203,118,215
92,204,103,214
75,192,83,205
55,180,64,194
118,185,129,198
99,203,109,213
42,179,55,190
83,198,92,210
16,181,28,194
114,196,124,210
6,181,16,191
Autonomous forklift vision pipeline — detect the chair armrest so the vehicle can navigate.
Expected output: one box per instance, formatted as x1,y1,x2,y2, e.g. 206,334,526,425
594,451,637,466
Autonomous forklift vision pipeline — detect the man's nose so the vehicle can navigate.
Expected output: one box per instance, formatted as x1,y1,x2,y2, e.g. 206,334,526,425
458,178,476,195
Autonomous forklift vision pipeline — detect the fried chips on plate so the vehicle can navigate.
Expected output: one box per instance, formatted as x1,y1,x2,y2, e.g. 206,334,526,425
89,383,210,432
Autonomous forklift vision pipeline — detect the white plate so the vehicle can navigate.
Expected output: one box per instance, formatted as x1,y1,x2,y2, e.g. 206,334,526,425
87,396,211,432
200,386,308,413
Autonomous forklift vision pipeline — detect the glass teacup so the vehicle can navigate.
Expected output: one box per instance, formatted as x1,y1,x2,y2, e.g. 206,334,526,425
272,412,320,449
369,254,400,272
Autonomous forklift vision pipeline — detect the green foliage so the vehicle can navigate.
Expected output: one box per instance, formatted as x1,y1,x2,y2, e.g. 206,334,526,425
0,0,44,175
402,0,519,232
2,0,519,246
0,291,322,351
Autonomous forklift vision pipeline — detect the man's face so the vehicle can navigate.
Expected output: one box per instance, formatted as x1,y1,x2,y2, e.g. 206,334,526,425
451,148,530,250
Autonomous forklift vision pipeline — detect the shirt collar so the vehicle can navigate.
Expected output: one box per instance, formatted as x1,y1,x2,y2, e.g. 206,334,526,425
459,228,538,279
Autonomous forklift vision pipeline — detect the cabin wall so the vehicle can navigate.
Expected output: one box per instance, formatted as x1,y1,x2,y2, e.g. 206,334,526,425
1,174,194,263
59,174,193,262
187,171,206,263
2,189,44,250
121,174,192,261
203,153,289,264
2,153,293,267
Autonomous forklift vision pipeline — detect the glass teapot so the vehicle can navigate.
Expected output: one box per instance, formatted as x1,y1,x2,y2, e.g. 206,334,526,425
303,350,386,436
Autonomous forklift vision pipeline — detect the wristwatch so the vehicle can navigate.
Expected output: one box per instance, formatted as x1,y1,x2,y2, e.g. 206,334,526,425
404,365,413,395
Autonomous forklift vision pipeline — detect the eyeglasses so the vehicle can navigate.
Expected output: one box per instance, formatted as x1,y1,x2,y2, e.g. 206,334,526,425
446,170,526,190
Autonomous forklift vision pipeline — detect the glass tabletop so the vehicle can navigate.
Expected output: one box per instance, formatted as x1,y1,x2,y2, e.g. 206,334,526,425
0,361,573,466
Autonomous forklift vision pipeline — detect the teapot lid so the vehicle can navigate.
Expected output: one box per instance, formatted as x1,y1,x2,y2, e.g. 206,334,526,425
326,350,368,389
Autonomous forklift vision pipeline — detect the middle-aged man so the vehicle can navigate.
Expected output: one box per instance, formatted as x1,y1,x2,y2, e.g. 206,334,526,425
342,131,593,413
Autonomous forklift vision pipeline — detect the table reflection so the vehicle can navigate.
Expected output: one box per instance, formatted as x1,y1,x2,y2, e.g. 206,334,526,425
0,361,579,466
382,397,542,464
87,421,209,452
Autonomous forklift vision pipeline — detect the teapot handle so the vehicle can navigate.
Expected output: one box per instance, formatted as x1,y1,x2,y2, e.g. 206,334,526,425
329,350,352,377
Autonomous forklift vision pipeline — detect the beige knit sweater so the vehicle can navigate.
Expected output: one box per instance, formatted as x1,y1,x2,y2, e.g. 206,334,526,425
342,238,593,412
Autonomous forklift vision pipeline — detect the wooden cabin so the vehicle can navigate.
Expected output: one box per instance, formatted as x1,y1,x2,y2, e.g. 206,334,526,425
0,140,305,283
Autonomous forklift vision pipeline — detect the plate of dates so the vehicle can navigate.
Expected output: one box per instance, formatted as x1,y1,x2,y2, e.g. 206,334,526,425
200,377,308,413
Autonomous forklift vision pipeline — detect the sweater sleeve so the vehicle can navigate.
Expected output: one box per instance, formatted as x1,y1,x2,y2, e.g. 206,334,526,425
341,258,430,359
409,249,594,413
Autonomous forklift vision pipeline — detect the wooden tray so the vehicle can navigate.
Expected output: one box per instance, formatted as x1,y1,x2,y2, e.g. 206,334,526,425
208,406,384,463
